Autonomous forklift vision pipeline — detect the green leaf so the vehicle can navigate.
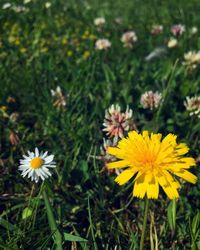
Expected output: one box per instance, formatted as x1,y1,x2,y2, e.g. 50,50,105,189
167,199,176,231
43,188,63,250
22,207,33,220
63,233,87,242
0,217,21,234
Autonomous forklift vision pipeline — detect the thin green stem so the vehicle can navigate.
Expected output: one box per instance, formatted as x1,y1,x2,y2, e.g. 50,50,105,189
139,197,150,250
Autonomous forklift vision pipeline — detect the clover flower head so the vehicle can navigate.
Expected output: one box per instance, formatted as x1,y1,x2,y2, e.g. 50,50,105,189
95,38,111,50
121,31,137,48
140,91,162,110
100,138,121,175
151,25,163,35
184,51,200,65
19,148,56,183
2,3,11,9
51,86,66,109
94,17,105,27
184,96,200,118
45,2,51,8
103,104,134,143
171,24,185,36
190,26,198,35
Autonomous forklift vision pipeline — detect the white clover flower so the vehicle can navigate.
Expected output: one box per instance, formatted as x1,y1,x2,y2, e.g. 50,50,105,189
94,17,105,27
167,37,178,48
190,26,198,35
103,104,134,143
100,138,117,163
121,31,137,48
140,91,162,110
100,138,121,175
151,25,163,35
19,148,56,183
12,5,28,13
184,96,200,118
95,38,111,50
2,3,11,9
184,51,200,65
45,2,51,8
171,24,185,36
51,86,66,108
24,0,31,4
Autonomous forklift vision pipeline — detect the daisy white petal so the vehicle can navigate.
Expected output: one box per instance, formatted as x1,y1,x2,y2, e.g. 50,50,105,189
18,148,56,182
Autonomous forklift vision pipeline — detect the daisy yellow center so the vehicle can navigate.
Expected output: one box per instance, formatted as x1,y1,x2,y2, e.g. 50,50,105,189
30,157,44,169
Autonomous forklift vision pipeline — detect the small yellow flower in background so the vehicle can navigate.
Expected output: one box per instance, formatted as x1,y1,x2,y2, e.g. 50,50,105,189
82,51,90,60
107,131,197,199
40,47,48,53
67,50,73,57
20,48,27,53
19,148,56,183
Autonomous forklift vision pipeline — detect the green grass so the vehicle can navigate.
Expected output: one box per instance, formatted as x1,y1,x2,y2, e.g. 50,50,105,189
0,0,200,249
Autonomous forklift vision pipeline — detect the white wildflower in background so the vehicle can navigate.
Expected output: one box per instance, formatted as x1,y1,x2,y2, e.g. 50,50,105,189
184,51,200,67
2,3,11,9
94,17,105,27
100,138,121,175
114,17,123,25
151,24,163,35
24,0,31,4
12,5,28,13
103,104,134,143
100,138,117,164
140,91,162,110
184,96,200,118
51,86,66,109
45,2,51,8
95,38,111,50
171,24,185,36
167,37,178,48
121,31,137,48
190,26,198,35
19,148,56,183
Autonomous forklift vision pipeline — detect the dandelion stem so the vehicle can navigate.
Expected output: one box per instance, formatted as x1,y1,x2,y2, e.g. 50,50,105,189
139,197,149,250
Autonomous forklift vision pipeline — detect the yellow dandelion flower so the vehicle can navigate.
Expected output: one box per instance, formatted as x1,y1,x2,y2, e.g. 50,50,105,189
67,50,73,57
107,131,197,199
20,48,27,53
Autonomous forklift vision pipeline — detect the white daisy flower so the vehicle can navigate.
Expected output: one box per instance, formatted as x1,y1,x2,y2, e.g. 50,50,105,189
19,148,56,183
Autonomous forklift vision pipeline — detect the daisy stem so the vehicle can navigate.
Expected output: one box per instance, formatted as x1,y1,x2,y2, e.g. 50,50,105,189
139,197,149,250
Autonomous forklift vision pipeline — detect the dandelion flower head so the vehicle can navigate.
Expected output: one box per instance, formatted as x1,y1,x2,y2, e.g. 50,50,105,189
107,131,197,199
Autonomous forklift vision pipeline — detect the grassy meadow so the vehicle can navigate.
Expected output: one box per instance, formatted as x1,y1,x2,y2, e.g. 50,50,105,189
0,0,200,249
